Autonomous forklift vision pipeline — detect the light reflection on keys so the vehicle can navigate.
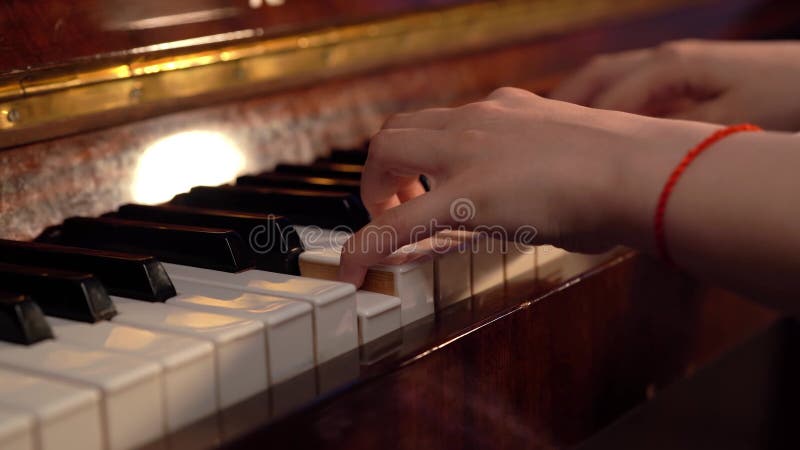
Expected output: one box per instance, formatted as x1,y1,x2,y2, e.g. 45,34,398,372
162,263,358,364
504,244,537,288
0,340,164,450
47,317,217,432
110,298,268,409
0,366,103,450
424,234,472,311
164,283,315,385
0,406,34,450
299,245,435,325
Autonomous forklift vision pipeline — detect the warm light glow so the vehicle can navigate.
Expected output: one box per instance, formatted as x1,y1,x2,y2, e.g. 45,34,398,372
307,176,338,186
104,327,158,350
249,0,285,8
44,348,105,369
133,130,245,204
188,294,287,313
165,310,241,329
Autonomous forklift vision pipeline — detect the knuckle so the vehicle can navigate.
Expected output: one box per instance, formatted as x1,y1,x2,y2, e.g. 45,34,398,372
657,39,697,59
368,130,394,158
488,86,524,99
457,101,504,119
585,52,622,71
382,113,407,129
588,53,612,67
675,38,702,47
656,42,678,56
458,129,486,144
478,102,504,116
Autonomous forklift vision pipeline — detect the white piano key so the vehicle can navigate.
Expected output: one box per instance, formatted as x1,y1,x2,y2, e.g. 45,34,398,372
163,263,357,363
536,245,619,283
47,317,216,432
355,291,402,345
469,235,506,295
110,298,268,409
164,284,315,385
0,367,102,450
360,233,472,312
295,225,351,250
504,243,537,287
298,246,434,326
298,226,437,324
0,407,34,450
400,235,471,311
536,245,569,282
0,341,163,450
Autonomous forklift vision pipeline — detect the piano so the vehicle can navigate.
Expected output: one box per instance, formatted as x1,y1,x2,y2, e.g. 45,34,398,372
1,1,798,449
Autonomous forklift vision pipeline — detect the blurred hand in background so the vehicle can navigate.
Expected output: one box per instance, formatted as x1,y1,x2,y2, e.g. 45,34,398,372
551,39,800,131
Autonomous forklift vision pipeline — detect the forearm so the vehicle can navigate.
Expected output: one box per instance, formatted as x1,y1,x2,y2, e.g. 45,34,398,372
612,125,800,310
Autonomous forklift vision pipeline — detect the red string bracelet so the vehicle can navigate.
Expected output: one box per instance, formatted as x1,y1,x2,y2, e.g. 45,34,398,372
654,123,762,265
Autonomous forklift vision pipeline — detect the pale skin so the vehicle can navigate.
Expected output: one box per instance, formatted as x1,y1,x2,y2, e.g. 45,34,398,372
338,40,800,312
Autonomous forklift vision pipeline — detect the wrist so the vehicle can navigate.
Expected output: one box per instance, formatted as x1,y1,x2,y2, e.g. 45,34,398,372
603,117,720,254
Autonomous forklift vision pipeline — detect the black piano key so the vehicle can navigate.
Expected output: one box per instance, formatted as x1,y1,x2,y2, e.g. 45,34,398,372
244,166,431,195
320,147,368,165
274,162,362,180
0,292,54,345
236,173,361,195
0,263,117,323
0,239,175,302
40,217,255,273
110,204,304,274
271,165,429,196
172,186,370,230
419,174,432,191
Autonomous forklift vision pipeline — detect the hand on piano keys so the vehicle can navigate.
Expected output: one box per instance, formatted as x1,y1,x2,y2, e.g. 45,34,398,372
336,89,634,287
0,144,615,450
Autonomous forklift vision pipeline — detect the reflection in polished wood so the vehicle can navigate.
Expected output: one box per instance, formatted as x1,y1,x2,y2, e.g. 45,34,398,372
135,253,777,449
577,318,799,449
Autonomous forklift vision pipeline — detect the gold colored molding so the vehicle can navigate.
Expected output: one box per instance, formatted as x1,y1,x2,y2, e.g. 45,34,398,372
0,0,692,139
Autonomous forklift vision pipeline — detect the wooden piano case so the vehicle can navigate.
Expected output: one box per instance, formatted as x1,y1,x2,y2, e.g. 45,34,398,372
1,0,798,448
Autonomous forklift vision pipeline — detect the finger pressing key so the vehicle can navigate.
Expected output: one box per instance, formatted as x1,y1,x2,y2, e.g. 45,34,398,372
363,128,450,218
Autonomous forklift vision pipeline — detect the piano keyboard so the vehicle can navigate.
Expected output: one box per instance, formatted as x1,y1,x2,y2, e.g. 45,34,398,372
0,146,615,449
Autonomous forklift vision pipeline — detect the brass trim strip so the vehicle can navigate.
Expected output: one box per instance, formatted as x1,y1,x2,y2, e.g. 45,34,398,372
0,0,692,134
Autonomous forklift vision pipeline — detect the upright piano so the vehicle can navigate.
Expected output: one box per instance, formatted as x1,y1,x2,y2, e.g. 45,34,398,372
0,1,798,449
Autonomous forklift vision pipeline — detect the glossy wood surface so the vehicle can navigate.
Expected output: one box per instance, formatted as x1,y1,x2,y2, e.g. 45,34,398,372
202,253,776,449
3,0,800,77
578,317,799,449
0,0,472,74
